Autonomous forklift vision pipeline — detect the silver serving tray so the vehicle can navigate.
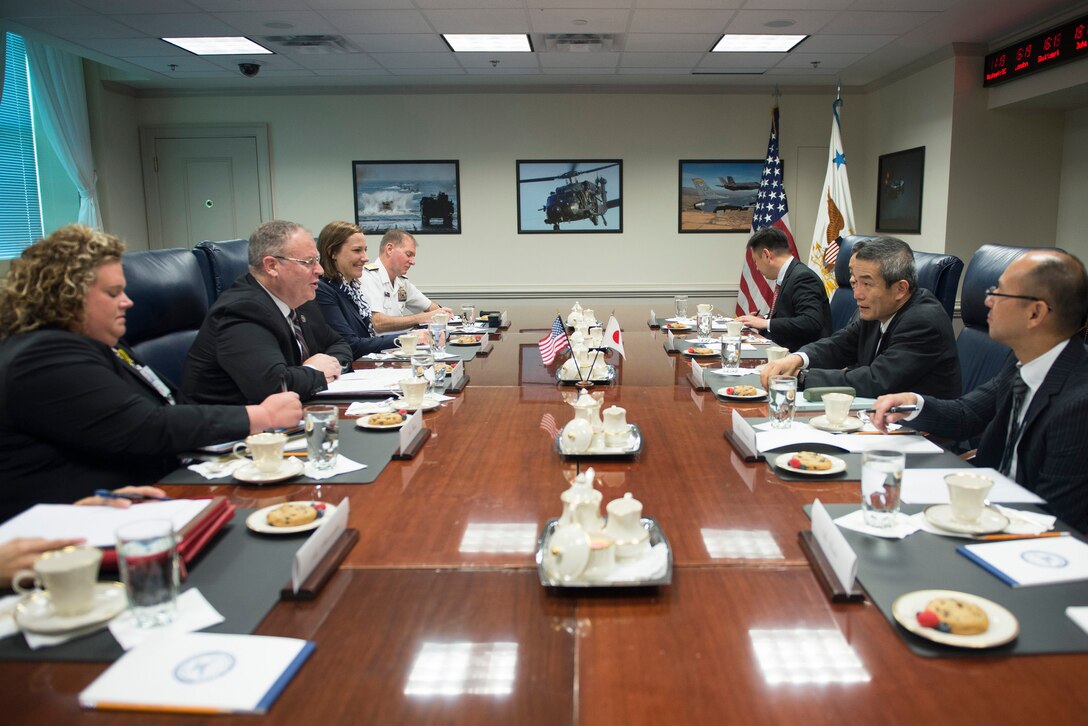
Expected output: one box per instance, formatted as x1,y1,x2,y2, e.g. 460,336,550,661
556,364,617,385
535,516,673,588
553,424,643,457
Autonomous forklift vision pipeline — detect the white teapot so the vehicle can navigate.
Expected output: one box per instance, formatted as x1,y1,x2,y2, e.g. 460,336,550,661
559,467,604,532
572,387,603,433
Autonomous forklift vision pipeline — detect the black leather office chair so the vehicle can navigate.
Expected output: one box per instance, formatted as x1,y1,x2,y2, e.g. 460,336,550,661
122,248,209,387
957,244,1028,395
913,250,963,320
194,238,249,303
829,234,875,331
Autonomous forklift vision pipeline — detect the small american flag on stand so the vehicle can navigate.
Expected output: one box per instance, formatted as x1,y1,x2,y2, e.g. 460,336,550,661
539,412,561,438
538,315,570,365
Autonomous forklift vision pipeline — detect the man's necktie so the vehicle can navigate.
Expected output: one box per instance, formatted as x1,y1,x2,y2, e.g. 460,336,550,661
290,310,310,360
769,284,780,316
998,371,1029,476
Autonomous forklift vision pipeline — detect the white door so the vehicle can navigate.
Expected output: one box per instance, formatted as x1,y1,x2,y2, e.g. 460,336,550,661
141,125,273,250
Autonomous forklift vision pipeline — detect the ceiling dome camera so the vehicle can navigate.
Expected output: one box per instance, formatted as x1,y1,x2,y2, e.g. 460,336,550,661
238,62,261,77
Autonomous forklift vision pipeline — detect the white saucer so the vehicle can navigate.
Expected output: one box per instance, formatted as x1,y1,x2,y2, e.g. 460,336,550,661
892,589,1019,648
234,457,305,484
384,395,440,412
14,582,127,634
809,415,864,433
774,452,848,476
923,504,1010,535
356,412,407,430
246,501,338,535
380,347,430,358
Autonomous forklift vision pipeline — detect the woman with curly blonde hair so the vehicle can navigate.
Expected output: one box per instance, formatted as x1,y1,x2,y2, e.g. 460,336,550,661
0,225,303,521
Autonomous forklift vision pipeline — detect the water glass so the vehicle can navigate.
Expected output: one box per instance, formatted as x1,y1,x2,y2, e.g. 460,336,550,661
768,375,797,429
861,450,905,527
721,336,741,368
673,295,688,320
116,519,179,628
304,404,339,470
411,350,435,389
696,311,712,341
461,304,476,329
428,321,447,356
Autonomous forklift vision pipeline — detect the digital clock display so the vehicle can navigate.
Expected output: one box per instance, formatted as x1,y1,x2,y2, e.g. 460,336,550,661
984,13,1088,87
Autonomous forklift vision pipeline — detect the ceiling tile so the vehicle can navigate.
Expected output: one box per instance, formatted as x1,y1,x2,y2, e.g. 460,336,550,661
829,11,938,34
696,52,778,69
287,53,382,70
539,53,621,69
15,14,145,39
212,11,337,35
112,13,240,37
77,0,200,13
619,51,705,68
456,52,539,68
529,9,633,34
0,0,86,18
185,0,301,10
794,34,896,53
370,51,463,69
308,0,415,8
413,0,523,8
344,34,450,53
724,9,837,34
315,9,433,34
422,9,530,33
740,0,852,9
78,37,184,57
772,51,865,69
623,33,720,52
628,9,736,34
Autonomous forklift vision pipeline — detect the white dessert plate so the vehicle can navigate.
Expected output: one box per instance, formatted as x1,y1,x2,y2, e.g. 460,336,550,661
774,452,847,476
14,582,126,634
892,589,1020,648
246,501,338,535
661,323,692,332
682,346,720,357
716,386,767,400
923,504,1010,535
448,335,483,346
809,415,865,433
233,457,305,484
357,413,407,430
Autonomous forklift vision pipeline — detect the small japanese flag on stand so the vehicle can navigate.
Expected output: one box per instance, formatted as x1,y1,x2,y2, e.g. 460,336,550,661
603,315,625,359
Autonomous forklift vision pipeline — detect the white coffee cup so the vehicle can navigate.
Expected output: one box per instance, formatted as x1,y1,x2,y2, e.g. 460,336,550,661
767,346,789,361
726,320,744,338
395,333,419,354
233,431,287,473
400,377,427,407
13,546,102,617
822,392,855,426
945,473,994,523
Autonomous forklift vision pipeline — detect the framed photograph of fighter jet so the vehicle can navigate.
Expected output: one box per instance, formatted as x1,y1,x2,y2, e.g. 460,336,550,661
352,160,461,235
516,160,623,234
678,160,764,233
876,146,924,234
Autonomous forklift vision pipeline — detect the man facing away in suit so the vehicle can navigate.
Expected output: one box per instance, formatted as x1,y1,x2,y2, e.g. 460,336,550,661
873,250,1088,532
734,227,831,351
759,236,960,399
182,220,353,405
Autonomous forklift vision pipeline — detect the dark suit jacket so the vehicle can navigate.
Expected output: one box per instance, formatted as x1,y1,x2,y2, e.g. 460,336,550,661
798,287,960,399
182,274,353,405
766,259,832,352
315,279,398,359
911,339,1088,532
0,329,249,521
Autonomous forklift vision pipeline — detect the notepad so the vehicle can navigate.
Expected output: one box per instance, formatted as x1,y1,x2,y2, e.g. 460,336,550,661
79,632,314,714
958,535,1088,587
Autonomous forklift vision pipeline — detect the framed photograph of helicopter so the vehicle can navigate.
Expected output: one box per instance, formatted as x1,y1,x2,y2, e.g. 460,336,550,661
516,160,622,233
352,160,461,235
678,160,765,233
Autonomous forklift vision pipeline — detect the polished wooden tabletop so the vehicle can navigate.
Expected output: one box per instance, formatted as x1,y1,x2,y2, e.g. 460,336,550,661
5,329,1087,724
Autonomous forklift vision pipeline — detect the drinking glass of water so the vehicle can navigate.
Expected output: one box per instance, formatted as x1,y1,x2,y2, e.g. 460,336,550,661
304,404,339,470
428,321,447,357
768,375,797,429
861,450,904,527
721,336,741,368
673,295,688,320
697,311,712,341
461,304,476,330
116,519,178,628
411,350,435,392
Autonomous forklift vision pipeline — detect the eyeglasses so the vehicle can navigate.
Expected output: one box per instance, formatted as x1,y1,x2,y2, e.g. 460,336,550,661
274,255,320,268
985,286,1052,310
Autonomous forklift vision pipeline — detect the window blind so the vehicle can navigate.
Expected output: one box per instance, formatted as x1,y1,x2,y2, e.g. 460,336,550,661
0,33,43,260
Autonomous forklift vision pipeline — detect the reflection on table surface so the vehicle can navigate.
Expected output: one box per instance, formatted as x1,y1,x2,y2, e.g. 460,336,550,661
4,330,1087,724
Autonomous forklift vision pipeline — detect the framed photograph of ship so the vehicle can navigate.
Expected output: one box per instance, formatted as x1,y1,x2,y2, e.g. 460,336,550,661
352,160,461,235
516,160,622,233
678,160,764,233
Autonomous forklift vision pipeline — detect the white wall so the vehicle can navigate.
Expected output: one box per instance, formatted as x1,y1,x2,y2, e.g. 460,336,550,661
1056,106,1088,262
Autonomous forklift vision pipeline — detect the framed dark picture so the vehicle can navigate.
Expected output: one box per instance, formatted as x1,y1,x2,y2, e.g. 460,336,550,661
876,147,924,234
678,160,764,233
352,160,461,235
516,160,622,233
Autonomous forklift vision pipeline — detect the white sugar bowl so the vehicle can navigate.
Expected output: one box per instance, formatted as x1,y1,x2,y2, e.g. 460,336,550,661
603,492,650,559
560,417,593,454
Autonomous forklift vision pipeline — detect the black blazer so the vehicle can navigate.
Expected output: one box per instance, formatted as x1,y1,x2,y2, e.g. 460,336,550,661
315,279,398,359
911,339,1088,532
798,287,960,399
766,259,832,352
182,274,353,405
0,329,249,521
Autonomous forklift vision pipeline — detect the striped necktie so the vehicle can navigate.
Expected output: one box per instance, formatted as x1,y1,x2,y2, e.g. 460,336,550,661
769,284,780,316
998,371,1028,476
289,309,310,360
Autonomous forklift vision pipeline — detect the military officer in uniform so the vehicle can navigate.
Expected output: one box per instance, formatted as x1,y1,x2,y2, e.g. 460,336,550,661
360,229,452,334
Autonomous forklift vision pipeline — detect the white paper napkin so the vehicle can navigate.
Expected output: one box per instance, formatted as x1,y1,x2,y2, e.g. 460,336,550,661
0,593,21,640
599,542,669,582
992,505,1056,535
187,458,248,479
108,588,224,651
833,508,922,539
304,455,367,480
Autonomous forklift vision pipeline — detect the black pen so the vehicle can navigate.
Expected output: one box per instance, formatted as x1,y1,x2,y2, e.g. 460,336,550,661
94,489,172,502
863,405,919,414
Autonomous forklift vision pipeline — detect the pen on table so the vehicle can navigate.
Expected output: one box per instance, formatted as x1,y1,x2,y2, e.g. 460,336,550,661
94,489,172,502
863,405,919,414
976,531,1070,541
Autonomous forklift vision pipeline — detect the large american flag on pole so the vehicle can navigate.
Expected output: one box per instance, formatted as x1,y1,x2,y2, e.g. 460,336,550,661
538,315,570,365
736,103,799,317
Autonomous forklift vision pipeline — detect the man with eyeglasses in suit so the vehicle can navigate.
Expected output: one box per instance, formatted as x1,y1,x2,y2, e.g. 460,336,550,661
873,249,1088,532
183,220,352,405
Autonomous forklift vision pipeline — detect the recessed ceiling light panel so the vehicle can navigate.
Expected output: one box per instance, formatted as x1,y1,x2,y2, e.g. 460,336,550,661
443,34,532,53
712,34,807,53
162,37,273,55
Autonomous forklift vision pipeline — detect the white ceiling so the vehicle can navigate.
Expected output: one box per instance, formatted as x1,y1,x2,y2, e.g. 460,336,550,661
2,0,1086,93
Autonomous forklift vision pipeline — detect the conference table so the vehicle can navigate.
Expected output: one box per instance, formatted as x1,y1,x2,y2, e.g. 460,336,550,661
4,329,1087,724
